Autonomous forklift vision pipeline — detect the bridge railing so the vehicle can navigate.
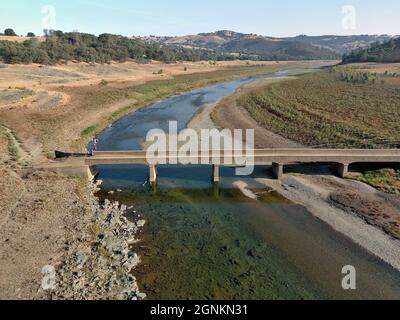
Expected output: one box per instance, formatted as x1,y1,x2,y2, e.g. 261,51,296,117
91,149,400,159
86,149,400,167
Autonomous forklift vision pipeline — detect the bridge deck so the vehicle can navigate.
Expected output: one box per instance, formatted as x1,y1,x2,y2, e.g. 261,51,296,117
81,149,400,182
85,149,400,166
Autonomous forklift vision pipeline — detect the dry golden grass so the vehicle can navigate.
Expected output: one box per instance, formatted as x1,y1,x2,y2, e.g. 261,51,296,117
0,60,303,89
0,36,45,43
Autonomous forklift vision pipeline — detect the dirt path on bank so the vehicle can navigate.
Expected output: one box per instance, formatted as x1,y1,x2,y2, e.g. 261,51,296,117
0,125,32,164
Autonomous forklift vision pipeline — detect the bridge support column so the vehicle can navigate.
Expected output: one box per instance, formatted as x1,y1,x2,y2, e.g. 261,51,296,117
149,165,157,184
272,163,284,180
86,165,98,181
334,163,349,178
212,165,220,183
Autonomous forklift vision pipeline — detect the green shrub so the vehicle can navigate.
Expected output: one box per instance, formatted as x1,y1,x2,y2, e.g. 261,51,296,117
4,28,17,36
356,169,400,194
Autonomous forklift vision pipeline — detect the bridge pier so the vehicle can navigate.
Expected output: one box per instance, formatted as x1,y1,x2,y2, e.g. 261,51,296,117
86,165,98,181
212,165,220,183
272,162,284,180
149,165,157,184
334,163,349,178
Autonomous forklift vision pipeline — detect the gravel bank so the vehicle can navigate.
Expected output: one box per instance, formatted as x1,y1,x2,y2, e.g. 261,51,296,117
52,181,146,300
257,172,400,272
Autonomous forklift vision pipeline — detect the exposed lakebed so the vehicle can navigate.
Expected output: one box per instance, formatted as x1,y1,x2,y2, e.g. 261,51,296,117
93,71,400,300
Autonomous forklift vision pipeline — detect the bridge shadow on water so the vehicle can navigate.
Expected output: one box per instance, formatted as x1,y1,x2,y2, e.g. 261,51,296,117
96,164,276,191
95,161,400,192
351,162,400,173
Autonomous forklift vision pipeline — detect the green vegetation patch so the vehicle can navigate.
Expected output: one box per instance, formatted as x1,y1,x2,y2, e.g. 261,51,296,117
82,125,98,137
334,66,378,84
356,169,400,194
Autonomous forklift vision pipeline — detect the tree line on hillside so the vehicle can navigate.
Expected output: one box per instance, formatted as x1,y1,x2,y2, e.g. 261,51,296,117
343,37,400,63
0,29,241,65
0,28,35,37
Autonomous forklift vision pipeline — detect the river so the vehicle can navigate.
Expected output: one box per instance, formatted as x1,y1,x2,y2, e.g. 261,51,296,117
93,70,400,300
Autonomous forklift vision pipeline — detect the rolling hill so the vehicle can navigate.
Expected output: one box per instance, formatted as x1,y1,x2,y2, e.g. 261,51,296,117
139,30,340,60
138,31,397,61
283,34,394,55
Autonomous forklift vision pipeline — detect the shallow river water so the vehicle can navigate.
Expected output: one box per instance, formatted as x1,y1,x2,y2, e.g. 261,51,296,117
93,70,400,300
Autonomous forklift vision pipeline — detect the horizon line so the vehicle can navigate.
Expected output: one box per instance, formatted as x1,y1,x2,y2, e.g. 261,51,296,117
1,27,398,39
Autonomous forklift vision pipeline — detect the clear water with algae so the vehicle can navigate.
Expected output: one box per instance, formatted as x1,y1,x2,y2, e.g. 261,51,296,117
97,165,400,300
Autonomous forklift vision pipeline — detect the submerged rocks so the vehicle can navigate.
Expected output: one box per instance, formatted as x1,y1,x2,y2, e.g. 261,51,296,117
52,181,146,300
123,254,141,272
136,220,146,228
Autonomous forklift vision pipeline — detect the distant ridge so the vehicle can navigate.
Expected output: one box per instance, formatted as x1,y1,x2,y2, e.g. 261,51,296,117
1,29,397,64
138,30,397,61
283,34,395,55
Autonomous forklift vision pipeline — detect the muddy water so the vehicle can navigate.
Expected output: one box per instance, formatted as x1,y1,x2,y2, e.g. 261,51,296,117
94,71,400,300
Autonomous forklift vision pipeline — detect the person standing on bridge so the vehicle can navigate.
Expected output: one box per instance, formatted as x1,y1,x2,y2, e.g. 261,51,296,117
87,138,100,156
93,138,99,151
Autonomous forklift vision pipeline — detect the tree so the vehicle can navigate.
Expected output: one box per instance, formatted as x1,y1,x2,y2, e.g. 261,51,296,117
27,32,36,37
4,28,17,36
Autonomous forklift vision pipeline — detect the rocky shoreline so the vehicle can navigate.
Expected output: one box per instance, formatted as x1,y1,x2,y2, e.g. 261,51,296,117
51,181,146,300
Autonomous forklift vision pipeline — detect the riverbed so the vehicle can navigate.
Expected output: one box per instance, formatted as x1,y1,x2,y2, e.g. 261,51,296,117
93,70,400,300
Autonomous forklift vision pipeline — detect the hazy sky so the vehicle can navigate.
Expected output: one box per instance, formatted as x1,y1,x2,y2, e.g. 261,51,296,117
0,0,399,37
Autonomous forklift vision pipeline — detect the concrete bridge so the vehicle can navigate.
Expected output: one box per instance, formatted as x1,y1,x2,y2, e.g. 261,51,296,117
83,149,400,183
